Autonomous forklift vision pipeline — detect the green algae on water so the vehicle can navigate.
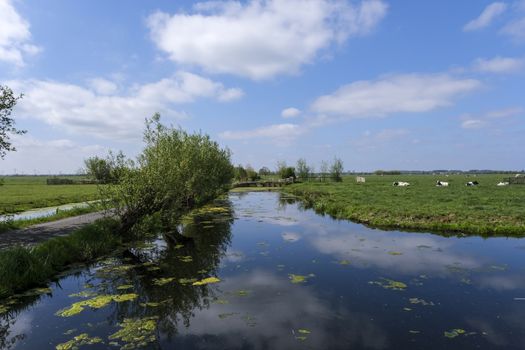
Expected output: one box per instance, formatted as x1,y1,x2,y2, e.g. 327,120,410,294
192,277,221,286
109,317,158,350
152,277,175,286
289,274,314,284
56,294,138,317
55,333,102,350
369,278,407,291
444,328,466,338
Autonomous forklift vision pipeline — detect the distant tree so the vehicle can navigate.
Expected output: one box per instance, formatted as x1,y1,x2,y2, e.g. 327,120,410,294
245,165,259,181
0,85,26,159
330,157,344,182
296,158,311,179
234,165,248,181
320,161,329,181
84,151,129,183
276,161,295,179
258,166,271,176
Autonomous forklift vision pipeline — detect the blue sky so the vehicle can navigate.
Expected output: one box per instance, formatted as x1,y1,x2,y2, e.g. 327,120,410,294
0,0,524,174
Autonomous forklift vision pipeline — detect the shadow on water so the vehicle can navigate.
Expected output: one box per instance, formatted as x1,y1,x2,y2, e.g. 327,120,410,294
0,197,234,349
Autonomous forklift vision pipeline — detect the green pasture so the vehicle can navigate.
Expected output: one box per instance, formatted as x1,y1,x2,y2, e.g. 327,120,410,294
0,176,101,214
286,174,525,236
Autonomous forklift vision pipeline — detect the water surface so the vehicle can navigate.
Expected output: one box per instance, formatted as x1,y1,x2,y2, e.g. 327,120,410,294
1,192,524,349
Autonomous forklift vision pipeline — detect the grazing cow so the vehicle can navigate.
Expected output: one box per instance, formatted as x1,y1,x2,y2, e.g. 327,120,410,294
466,181,479,186
436,180,449,187
497,182,509,186
393,181,410,187
356,176,366,183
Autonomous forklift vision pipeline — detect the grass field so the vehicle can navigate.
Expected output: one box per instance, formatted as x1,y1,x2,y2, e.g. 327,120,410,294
286,174,525,236
0,176,101,214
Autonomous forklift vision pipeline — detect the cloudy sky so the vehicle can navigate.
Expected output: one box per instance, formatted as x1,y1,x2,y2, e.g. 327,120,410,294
1,0,524,174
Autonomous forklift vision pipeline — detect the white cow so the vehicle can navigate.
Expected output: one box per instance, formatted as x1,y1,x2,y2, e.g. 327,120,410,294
393,181,410,187
436,180,449,187
356,176,366,183
497,182,509,186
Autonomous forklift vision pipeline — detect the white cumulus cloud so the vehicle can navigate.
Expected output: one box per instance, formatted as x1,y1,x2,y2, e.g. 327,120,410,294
461,119,486,129
311,73,481,120
7,72,243,140
281,107,301,118
463,2,507,31
0,0,41,66
473,56,524,73
147,0,388,80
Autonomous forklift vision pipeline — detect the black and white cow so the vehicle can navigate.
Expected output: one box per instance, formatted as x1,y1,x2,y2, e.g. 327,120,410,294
393,181,410,187
466,181,479,186
436,180,449,187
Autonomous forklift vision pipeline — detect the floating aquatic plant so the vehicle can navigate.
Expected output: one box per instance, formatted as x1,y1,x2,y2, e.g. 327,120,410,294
109,317,158,349
409,297,434,306
369,278,407,291
152,277,175,286
55,333,102,350
192,277,221,286
178,256,193,263
444,328,466,338
56,294,138,317
288,274,314,284
117,285,134,291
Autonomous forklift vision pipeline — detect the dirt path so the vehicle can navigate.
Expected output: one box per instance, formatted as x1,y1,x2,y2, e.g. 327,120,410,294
0,211,110,250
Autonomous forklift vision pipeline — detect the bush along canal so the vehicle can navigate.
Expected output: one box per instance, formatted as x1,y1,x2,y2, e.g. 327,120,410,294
1,192,525,349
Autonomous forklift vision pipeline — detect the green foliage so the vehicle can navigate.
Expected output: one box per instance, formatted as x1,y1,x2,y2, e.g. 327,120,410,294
258,166,272,176
234,165,248,181
245,165,259,181
84,151,130,184
277,161,295,179
106,114,234,233
0,85,26,159
286,174,525,236
0,218,120,299
330,158,344,182
375,170,401,175
296,158,311,179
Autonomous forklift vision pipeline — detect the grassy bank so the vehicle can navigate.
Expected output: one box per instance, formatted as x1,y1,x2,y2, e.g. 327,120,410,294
0,176,101,214
286,174,525,236
0,204,103,234
0,218,121,299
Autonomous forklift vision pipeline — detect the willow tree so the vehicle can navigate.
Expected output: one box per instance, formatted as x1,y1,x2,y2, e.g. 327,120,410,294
106,114,234,234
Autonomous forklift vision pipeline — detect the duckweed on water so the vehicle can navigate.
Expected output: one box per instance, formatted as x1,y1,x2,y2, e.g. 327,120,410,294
298,329,311,334
409,297,434,306
178,278,198,285
152,277,175,286
369,278,407,291
56,294,138,317
289,274,314,284
178,256,193,263
109,317,158,349
388,251,403,256
338,260,351,265
444,328,466,338
192,277,221,286
55,333,102,350
117,285,134,290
